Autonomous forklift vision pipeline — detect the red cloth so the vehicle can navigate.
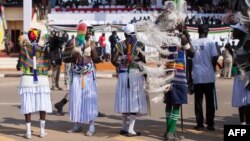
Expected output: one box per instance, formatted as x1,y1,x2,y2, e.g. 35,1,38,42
99,35,106,48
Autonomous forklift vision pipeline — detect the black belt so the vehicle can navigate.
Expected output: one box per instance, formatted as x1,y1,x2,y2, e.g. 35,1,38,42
118,70,128,73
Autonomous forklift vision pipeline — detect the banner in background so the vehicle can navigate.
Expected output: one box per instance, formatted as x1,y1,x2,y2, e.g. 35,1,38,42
187,26,231,34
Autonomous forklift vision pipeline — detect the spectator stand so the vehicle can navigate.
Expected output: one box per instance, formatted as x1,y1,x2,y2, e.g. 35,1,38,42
53,6,163,13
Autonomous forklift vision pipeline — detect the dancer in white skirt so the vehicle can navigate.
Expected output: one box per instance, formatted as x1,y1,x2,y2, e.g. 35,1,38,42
111,24,148,137
16,28,52,139
66,22,108,136
231,23,250,124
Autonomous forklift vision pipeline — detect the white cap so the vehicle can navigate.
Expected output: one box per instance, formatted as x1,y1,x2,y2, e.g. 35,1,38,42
122,24,136,35
231,23,248,33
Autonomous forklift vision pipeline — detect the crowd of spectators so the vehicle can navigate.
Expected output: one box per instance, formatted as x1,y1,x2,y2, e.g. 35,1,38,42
185,15,226,26
50,0,232,14
186,0,231,13
130,16,151,23
52,0,152,9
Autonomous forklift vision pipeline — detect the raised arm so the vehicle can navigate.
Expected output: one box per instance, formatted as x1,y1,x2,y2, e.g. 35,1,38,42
111,44,121,67
181,33,194,58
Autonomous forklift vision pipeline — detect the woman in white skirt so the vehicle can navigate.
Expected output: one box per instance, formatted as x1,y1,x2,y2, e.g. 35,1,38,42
231,23,250,124
66,22,108,136
111,24,148,136
16,28,52,139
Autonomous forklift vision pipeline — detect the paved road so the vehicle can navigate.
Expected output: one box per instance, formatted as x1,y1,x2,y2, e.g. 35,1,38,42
0,77,238,141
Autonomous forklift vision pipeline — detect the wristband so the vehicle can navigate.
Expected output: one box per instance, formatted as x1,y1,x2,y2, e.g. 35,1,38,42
183,44,191,50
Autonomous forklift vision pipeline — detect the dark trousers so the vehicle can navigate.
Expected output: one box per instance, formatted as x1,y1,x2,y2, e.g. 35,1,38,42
194,83,215,127
239,105,250,124
111,46,116,60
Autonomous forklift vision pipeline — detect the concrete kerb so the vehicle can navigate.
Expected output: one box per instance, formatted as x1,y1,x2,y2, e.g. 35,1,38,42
0,73,116,78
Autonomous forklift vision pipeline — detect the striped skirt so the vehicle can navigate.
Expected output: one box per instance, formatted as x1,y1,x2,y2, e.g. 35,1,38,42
19,75,52,114
68,71,98,123
114,69,148,115
232,75,250,107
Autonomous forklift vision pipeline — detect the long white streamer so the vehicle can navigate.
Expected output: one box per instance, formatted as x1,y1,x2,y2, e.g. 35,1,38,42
132,0,187,102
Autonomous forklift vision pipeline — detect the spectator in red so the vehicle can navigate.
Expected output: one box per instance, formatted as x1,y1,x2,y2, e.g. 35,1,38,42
98,33,106,56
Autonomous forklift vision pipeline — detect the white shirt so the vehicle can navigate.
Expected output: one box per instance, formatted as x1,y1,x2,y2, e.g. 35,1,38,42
222,49,233,62
191,38,218,84
91,35,97,42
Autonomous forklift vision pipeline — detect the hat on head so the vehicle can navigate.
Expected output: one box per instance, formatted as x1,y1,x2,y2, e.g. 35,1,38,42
123,24,136,35
28,28,41,43
198,24,209,33
230,23,248,33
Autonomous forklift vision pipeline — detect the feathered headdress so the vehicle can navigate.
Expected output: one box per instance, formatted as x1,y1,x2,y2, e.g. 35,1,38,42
76,21,87,35
134,0,187,102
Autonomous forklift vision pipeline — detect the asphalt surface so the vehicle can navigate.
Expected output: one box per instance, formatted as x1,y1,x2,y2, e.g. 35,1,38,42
0,77,239,141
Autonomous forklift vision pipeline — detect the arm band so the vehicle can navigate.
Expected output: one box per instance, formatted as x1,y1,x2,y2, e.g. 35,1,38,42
183,44,191,50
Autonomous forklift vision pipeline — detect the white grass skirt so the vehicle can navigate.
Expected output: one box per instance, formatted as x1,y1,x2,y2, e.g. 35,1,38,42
19,75,52,114
114,70,148,115
232,75,250,107
69,72,98,123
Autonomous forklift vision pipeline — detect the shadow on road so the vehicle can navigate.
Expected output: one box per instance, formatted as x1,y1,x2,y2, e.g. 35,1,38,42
0,113,239,141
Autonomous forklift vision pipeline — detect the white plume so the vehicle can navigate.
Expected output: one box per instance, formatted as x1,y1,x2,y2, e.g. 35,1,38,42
245,0,250,7
132,0,188,103
151,93,165,103
137,62,166,77
146,84,172,94
147,73,175,85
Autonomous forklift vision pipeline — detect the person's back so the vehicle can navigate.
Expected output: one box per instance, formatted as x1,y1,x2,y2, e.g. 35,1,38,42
99,33,107,55
99,34,106,48
222,48,232,61
222,43,233,78
192,38,218,84
109,34,115,46
109,31,119,48
191,24,218,131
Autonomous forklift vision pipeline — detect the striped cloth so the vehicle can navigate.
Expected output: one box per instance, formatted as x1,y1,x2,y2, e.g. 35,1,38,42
114,39,148,115
70,63,93,76
19,45,50,75
115,40,144,66
167,49,187,85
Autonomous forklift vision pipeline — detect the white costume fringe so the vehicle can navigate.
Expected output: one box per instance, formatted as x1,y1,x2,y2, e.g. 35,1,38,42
19,75,52,114
114,69,148,115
